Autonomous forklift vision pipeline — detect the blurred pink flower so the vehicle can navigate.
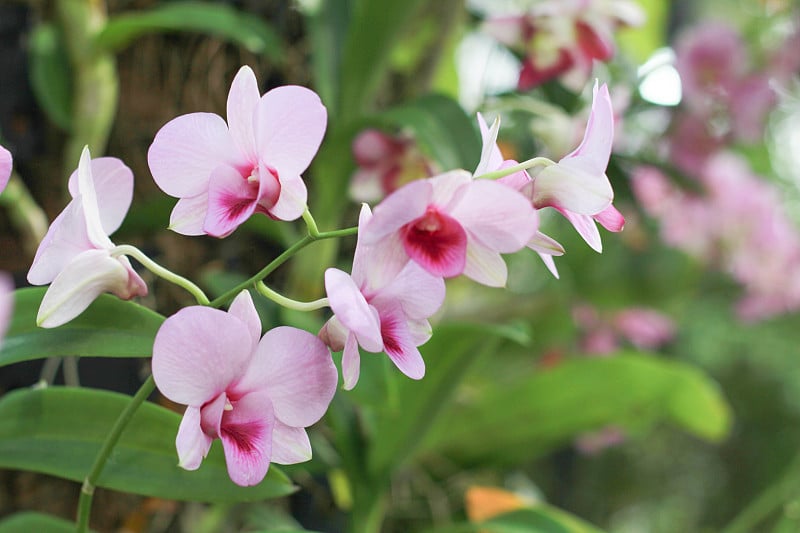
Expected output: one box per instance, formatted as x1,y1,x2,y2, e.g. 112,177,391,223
613,308,676,350
322,205,445,389
575,425,626,455
152,291,337,487
27,147,147,328
349,129,437,202
362,169,538,287
0,144,11,194
148,66,327,237
0,273,13,349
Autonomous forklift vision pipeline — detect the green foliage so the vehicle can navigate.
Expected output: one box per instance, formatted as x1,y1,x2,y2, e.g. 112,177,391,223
28,24,73,130
0,387,294,502
423,506,605,533
0,512,88,533
0,288,164,367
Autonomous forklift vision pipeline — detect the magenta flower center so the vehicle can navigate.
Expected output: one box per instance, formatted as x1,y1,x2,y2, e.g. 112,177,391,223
401,207,467,278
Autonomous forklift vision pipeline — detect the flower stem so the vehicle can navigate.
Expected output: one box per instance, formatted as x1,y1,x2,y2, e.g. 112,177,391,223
302,207,321,237
76,375,156,533
111,244,210,305
474,156,555,181
255,281,329,311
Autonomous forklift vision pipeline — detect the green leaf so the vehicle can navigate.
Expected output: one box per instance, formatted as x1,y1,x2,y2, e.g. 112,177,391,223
617,0,668,64
421,505,605,533
0,387,294,502
96,2,284,60
420,352,732,464
0,288,164,367
0,512,86,533
28,24,73,130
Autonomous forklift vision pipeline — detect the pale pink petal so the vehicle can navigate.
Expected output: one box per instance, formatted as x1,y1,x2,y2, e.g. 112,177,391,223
497,161,532,191
341,332,361,391
219,390,274,487
68,157,133,236
450,179,538,253
406,318,433,346
176,406,213,470
28,200,92,285
564,82,614,176
75,147,114,250
169,193,209,235
148,112,241,198
203,164,258,238
474,113,503,176
349,168,385,202
268,172,307,221
360,231,410,293
0,273,14,347
532,161,613,215
403,209,467,278
324,268,383,352
378,308,425,380
152,306,253,406
228,290,261,350
371,261,445,320
319,315,347,352
527,231,564,279
255,86,327,177
595,204,625,232
226,66,260,162
199,391,228,439
362,179,431,244
36,249,130,328
536,252,560,279
350,204,373,286
482,16,526,47
115,256,148,300
462,240,508,287
270,421,312,464
559,209,603,252
429,170,471,209
0,145,11,194
238,326,337,428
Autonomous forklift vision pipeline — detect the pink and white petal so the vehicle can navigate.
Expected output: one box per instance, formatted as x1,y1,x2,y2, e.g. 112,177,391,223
595,204,625,232
176,406,213,470
36,249,129,328
75,147,115,250
429,170,472,209
362,179,432,245
481,16,526,47
240,326,337,427
28,200,93,285
341,331,361,391
474,113,503,176
219,390,274,487
68,157,133,236
267,172,307,221
319,315,348,352
0,273,14,347
349,204,373,286
228,290,262,350
532,161,613,215
360,231,410,292
371,261,445,320
199,392,228,438
152,306,253,406
255,86,327,177
169,193,209,235
203,164,258,238
148,112,241,198
324,268,383,352
379,309,425,380
558,209,603,252
536,252,560,278
115,256,148,300
270,421,312,464
462,240,508,287
226,66,261,162
402,209,467,278
497,161,532,191
406,318,433,347
564,82,614,175
450,179,538,253
527,231,565,256
0,144,11,194
349,168,384,202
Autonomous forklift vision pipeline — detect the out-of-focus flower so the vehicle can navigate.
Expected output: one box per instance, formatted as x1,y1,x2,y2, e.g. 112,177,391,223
0,273,13,349
152,291,337,486
349,129,437,202
0,144,11,194
148,66,327,237
575,425,626,455
573,303,676,354
362,169,538,287
27,148,147,328
322,205,445,389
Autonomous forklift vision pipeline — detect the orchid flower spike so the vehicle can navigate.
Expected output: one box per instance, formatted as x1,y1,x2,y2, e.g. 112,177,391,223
27,147,147,328
361,169,538,287
152,291,338,486
322,204,446,389
0,144,11,194
148,65,327,237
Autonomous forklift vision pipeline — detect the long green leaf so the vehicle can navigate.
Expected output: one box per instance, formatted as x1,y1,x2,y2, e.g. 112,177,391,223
421,505,605,533
96,2,284,59
0,288,164,367
0,512,87,533
420,353,732,464
28,24,73,130
0,387,294,502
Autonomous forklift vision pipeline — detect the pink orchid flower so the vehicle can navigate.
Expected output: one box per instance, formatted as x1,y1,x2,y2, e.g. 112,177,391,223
361,169,538,287
0,144,11,194
0,273,13,349
152,291,337,487
148,66,327,237
27,147,147,328
322,205,445,389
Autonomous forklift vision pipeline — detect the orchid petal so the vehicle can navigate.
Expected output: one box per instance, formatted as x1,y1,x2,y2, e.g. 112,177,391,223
0,144,11,194
341,332,361,390
360,231,410,292
68,157,133,236
268,172,307,221
362,179,431,244
76,147,114,250
169,193,209,235
429,170,471,209
474,113,503,176
527,231,565,256
0,273,14,347
407,318,433,346
226,66,260,162
319,315,347,352
28,200,92,285
148,112,241,198
371,261,445,320
532,161,613,215
595,204,625,232
271,421,312,464
325,268,383,352
255,86,327,177
228,290,261,350
558,209,603,252
350,204,373,286
175,406,213,470
379,308,425,380
462,241,508,287
537,253,560,279
564,81,614,176
199,392,227,439
203,164,258,237
497,160,532,191
402,208,467,278
240,326,337,428
152,306,253,406
219,390,274,487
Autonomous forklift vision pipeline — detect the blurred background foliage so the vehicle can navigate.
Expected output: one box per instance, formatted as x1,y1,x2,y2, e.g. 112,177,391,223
1,0,800,532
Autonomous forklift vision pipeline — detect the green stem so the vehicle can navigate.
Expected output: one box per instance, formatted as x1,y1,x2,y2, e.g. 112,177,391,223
474,156,554,181
302,207,321,237
111,244,210,305
254,281,329,311
76,375,156,533
0,173,49,257
209,226,358,309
